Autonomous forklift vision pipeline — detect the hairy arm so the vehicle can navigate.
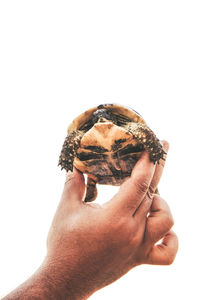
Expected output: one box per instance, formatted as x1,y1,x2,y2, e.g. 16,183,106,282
3,141,178,300
4,267,64,300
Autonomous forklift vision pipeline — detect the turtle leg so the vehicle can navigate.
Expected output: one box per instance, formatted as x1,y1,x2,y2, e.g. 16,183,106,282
126,123,166,164
58,130,84,172
85,177,97,202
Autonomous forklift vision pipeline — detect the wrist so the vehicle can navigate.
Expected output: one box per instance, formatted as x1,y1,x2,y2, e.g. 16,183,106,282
37,256,95,300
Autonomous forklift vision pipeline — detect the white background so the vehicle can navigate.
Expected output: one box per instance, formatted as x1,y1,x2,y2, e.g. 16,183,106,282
0,1,200,299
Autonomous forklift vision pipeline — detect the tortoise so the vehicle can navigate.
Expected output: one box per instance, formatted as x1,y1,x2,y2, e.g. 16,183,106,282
58,104,166,202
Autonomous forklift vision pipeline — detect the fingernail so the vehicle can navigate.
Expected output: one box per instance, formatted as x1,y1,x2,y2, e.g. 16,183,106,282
161,140,170,153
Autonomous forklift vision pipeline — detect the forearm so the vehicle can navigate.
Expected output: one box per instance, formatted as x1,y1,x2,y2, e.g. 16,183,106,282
3,261,90,300
3,146,178,299
3,267,62,300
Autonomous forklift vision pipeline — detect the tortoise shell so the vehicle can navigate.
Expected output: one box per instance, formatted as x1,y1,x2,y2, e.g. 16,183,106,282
67,104,145,133
59,103,165,201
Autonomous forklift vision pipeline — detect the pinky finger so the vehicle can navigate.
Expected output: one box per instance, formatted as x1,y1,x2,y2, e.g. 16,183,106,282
146,230,178,265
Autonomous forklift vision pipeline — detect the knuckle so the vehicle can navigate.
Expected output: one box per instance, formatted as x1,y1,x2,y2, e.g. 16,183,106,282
116,216,129,234
129,234,141,247
163,212,174,230
112,216,134,242
146,188,154,200
165,252,176,265
135,178,149,195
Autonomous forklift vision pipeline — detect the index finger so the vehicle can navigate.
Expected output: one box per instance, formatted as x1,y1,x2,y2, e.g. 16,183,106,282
105,151,156,215
132,140,169,221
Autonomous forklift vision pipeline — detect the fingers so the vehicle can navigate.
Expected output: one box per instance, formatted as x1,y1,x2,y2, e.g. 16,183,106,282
133,141,169,220
133,140,169,227
146,230,178,265
106,151,156,215
148,140,169,194
145,194,174,244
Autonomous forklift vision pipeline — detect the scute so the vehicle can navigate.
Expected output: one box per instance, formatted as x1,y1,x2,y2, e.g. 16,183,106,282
72,120,144,186
67,103,146,134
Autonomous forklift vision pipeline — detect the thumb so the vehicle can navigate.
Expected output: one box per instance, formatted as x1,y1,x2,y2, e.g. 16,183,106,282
50,168,85,226
62,168,86,205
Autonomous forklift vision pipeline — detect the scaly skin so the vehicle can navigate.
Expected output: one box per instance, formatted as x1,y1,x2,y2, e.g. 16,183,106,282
58,130,84,172
125,122,166,164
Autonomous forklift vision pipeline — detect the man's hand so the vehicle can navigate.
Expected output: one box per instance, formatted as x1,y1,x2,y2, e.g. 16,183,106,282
43,141,178,298
4,141,178,300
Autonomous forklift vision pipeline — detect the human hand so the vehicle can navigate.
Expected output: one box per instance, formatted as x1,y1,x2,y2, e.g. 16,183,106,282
40,141,178,299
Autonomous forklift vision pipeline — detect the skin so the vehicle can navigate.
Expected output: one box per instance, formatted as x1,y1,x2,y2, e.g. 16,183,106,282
3,141,178,300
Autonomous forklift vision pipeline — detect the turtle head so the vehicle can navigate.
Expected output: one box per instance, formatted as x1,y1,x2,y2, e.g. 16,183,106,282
92,108,117,124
